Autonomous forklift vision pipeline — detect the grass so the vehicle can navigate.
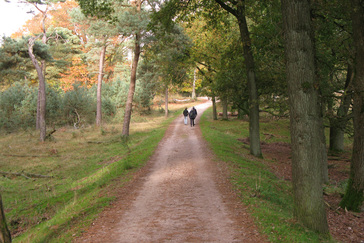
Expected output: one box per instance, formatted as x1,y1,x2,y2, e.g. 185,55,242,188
0,98,203,242
200,108,336,243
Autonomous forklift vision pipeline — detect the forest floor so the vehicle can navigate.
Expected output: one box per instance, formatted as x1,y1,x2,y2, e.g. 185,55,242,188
261,141,364,242
76,100,363,242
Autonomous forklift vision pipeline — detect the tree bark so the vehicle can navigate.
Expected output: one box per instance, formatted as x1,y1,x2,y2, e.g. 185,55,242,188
96,45,107,127
222,98,228,120
0,194,11,243
28,38,46,142
212,96,218,120
329,126,345,151
340,0,364,212
320,111,329,184
282,0,329,234
165,86,169,117
35,4,48,132
36,92,40,130
236,2,261,157
329,65,353,152
192,68,196,99
121,0,142,137
122,32,141,137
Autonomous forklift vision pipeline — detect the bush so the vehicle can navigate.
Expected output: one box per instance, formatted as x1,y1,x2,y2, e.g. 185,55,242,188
134,77,156,112
62,83,96,126
46,85,63,124
0,75,156,132
16,84,63,129
18,85,37,128
0,82,27,131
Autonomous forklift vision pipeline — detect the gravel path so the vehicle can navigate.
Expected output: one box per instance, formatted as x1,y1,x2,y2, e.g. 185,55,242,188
77,101,266,242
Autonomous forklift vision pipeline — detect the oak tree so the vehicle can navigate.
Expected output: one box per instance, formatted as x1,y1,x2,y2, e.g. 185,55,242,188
340,0,364,212
281,0,329,234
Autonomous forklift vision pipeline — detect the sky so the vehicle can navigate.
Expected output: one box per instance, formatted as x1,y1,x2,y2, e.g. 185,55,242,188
0,1,33,37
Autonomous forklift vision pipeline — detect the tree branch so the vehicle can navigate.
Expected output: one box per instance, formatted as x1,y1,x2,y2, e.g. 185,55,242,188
196,62,217,73
214,0,237,17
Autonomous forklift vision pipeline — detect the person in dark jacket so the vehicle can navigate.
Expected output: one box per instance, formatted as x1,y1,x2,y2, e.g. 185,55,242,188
189,107,197,127
183,108,189,125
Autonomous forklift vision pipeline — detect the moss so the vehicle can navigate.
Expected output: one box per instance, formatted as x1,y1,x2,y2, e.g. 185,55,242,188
340,178,364,212
301,82,313,92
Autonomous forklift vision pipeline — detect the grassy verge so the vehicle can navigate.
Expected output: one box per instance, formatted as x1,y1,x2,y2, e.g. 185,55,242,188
0,99,203,242
200,107,335,242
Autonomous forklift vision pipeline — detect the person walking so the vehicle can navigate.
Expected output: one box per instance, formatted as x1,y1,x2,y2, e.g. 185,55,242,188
189,107,197,127
183,108,189,125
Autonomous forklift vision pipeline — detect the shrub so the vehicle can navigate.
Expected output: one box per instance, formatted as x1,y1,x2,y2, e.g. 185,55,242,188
0,82,27,131
62,83,96,126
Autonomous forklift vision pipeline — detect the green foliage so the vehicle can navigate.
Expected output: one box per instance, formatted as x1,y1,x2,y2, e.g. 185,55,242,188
76,0,115,20
138,24,192,99
0,74,158,133
248,0,287,113
214,34,247,111
184,14,252,111
0,82,64,131
0,82,27,131
46,27,84,84
101,97,116,118
63,83,96,125
101,78,129,107
0,37,34,84
134,76,156,111
0,30,78,87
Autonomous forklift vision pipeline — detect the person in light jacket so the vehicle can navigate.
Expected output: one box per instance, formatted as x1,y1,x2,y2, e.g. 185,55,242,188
183,108,189,125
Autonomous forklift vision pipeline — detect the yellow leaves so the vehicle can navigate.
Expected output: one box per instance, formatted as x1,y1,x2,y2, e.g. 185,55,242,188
60,56,93,91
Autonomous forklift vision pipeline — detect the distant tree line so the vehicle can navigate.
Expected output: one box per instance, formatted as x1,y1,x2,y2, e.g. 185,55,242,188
0,78,154,132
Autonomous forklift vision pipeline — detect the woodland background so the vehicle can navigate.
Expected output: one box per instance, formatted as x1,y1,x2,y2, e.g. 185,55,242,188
0,0,363,242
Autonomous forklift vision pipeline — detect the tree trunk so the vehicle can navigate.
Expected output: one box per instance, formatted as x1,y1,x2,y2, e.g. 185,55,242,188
214,0,262,157
36,6,48,132
212,96,217,120
282,0,329,234
340,0,364,212
329,65,353,152
0,194,11,243
236,3,262,157
165,86,169,117
320,113,329,184
329,127,345,151
36,92,40,130
96,45,106,127
192,68,196,99
121,0,142,137
122,33,141,137
222,98,228,120
28,38,46,142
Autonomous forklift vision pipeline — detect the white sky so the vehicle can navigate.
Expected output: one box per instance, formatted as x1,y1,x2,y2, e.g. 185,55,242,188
0,1,33,37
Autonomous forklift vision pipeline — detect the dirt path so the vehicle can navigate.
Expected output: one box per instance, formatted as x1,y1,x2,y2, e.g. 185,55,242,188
77,101,266,242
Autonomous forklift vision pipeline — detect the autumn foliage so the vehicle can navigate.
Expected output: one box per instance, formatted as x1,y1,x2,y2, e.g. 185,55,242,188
60,56,93,91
